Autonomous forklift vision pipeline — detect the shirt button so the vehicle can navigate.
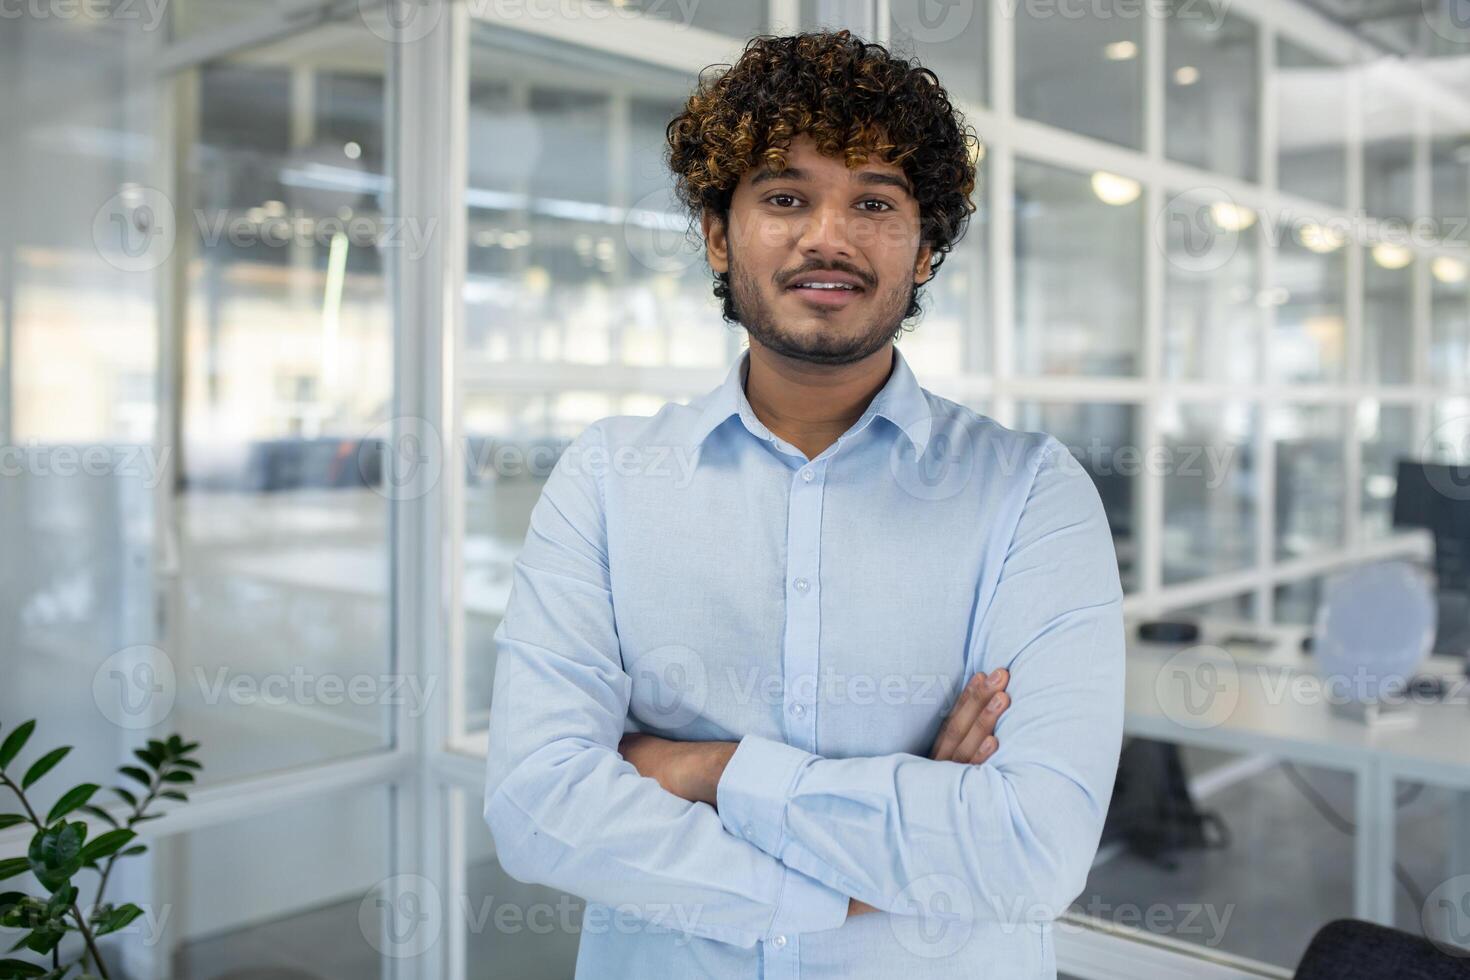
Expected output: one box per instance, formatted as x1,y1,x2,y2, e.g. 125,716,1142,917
742,822,754,839
790,702,805,718
793,577,809,593
773,935,787,948
801,468,813,482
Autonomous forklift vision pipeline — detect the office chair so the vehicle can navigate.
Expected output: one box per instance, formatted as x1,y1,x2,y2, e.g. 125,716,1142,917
1294,919,1470,979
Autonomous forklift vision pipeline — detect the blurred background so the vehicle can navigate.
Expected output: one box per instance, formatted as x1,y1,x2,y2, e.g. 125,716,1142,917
2,0,1470,977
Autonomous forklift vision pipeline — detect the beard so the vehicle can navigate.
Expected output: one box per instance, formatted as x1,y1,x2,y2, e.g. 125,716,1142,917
727,247,916,367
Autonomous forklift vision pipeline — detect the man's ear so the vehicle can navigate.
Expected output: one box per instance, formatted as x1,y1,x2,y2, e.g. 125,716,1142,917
702,210,729,274
913,243,934,286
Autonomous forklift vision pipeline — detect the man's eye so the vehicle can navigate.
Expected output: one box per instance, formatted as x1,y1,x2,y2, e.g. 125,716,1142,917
859,199,894,212
767,194,801,207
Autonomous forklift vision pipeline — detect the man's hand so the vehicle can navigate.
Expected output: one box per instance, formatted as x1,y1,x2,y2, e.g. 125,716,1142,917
929,668,1009,765
618,733,737,807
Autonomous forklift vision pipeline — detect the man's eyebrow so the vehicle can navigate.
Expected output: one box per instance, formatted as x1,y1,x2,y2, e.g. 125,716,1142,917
749,166,914,197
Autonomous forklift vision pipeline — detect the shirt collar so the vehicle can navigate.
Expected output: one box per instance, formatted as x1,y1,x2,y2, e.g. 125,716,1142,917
684,345,932,459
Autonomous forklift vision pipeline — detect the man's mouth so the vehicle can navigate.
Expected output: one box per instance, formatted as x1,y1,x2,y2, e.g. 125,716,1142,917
786,275,866,307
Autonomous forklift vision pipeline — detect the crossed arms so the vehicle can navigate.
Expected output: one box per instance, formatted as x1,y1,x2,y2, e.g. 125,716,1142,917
482,422,1126,949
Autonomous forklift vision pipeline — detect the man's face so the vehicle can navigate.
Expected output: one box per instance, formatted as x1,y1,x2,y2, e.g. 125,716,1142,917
703,133,933,366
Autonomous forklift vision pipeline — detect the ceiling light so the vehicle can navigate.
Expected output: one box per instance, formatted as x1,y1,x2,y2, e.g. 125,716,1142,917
1370,243,1413,269
1090,171,1142,206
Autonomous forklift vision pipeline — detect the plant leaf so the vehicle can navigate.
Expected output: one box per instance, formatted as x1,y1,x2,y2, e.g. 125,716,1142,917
118,767,150,788
0,859,29,882
93,903,143,937
78,830,135,866
118,845,147,857
0,722,36,772
172,759,202,771
0,816,25,832
0,957,47,978
109,787,138,808
27,823,84,892
76,806,117,829
160,771,194,784
45,785,99,826
132,748,161,771
20,748,69,791
159,791,188,803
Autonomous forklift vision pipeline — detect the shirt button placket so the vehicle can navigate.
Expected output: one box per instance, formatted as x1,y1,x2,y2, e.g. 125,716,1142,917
781,460,823,758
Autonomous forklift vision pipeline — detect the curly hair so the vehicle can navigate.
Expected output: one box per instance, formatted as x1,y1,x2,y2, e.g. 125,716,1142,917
664,29,980,325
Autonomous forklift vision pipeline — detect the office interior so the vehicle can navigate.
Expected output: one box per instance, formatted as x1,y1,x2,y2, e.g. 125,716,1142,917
2,0,1470,977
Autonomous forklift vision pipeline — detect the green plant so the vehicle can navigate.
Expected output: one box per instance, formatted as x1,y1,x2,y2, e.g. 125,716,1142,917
0,720,202,980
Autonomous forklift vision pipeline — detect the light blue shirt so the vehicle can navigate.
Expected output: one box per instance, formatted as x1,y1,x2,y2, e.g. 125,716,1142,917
483,344,1125,979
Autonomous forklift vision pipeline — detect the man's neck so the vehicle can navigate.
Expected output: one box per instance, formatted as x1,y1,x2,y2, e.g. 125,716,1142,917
742,340,895,462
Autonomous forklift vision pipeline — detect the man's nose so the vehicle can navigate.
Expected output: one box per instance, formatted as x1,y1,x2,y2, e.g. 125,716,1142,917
795,201,854,260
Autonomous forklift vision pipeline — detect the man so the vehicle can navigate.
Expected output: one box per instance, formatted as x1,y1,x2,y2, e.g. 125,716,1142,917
483,29,1125,979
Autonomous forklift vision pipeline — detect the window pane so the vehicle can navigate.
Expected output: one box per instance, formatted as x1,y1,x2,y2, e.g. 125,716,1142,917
1273,574,1326,624
1161,401,1256,585
175,24,395,784
1014,402,1141,592
1,9,159,819
889,0,988,105
1015,158,1143,376
1165,2,1259,182
1271,221,1346,383
1363,245,1415,385
1161,191,1261,382
1276,39,1347,208
49,784,393,977
1359,402,1415,540
622,0,766,35
1166,591,1257,621
1016,0,1143,149
467,27,728,370
1364,87,1415,228
1431,119,1470,248
1273,405,1347,560
1430,261,1470,387
899,154,987,376
1082,752,1356,967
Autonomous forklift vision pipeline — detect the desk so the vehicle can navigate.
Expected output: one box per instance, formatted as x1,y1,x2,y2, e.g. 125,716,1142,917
1124,620,1470,932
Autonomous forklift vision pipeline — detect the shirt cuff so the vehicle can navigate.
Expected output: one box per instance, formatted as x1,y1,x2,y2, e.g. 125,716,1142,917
767,864,849,939
716,733,815,858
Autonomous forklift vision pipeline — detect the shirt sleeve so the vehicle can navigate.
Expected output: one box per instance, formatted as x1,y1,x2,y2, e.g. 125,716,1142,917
482,420,850,949
714,438,1126,925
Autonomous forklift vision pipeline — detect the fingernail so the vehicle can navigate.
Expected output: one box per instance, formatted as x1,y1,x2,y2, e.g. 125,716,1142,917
981,736,997,754
988,669,1006,688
